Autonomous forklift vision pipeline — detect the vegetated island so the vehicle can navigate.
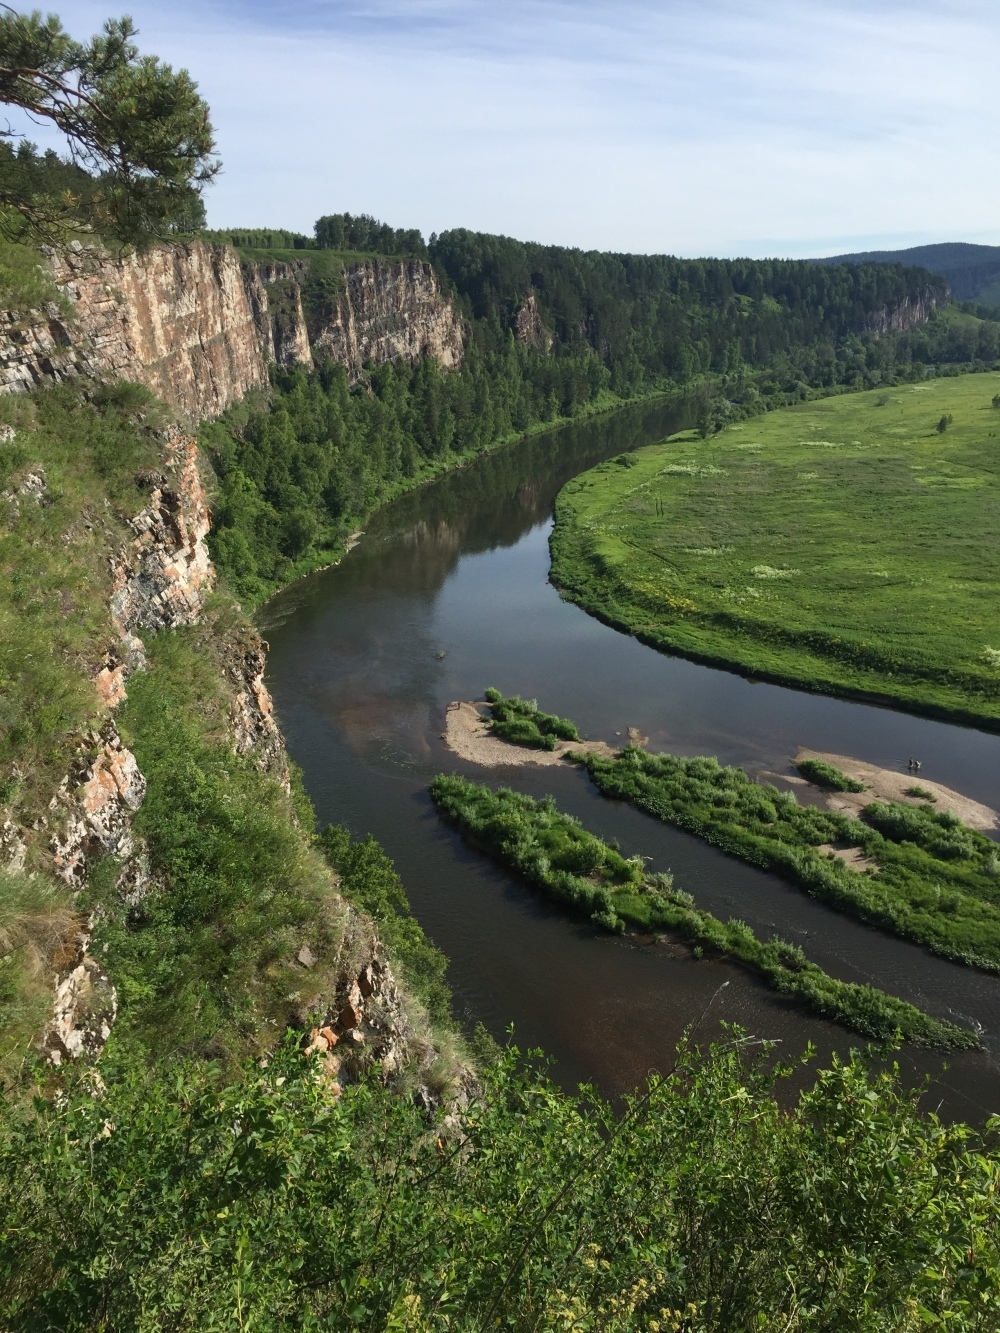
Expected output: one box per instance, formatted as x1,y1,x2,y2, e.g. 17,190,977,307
429,774,976,1048
446,693,1000,975
443,690,616,766
549,374,1000,728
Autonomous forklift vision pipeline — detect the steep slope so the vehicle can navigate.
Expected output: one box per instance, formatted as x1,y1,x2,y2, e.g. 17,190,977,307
0,241,467,418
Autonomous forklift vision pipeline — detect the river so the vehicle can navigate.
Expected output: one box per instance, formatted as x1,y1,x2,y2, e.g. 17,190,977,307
260,399,1000,1120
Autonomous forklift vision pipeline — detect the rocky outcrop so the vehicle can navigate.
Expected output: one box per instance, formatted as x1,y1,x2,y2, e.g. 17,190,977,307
49,722,147,889
309,260,465,380
304,915,474,1111
0,242,467,417
225,627,290,786
864,287,942,335
43,923,118,1067
109,428,214,637
251,261,314,371
0,242,271,419
513,293,552,351
1,817,26,873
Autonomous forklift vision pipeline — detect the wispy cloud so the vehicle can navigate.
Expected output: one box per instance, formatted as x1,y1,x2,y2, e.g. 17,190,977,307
50,1,1000,255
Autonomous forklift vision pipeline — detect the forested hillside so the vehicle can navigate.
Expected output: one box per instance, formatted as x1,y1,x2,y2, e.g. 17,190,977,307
815,242,1000,308
205,220,1000,606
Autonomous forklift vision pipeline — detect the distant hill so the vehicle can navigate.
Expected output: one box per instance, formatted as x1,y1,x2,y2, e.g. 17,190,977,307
812,243,1000,307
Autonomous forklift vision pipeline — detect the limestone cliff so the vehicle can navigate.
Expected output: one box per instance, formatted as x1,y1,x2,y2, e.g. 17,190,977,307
0,242,466,417
863,286,943,335
308,260,465,380
0,243,270,419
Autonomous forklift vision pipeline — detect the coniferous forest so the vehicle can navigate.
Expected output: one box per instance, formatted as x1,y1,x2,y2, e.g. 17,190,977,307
205,219,1000,604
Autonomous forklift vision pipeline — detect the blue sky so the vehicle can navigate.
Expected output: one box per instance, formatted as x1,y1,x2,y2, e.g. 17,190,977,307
48,1,1000,256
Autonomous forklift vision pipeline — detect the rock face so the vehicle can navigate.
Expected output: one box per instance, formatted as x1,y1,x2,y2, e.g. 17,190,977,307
109,428,214,636
864,287,943,335
0,243,466,417
44,927,118,1067
49,722,147,888
309,260,465,380
225,626,290,786
251,261,315,371
513,293,552,351
39,243,268,419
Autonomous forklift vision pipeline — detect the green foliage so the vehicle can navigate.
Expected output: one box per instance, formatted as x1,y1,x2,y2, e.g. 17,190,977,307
0,380,167,828
550,375,1000,727
429,775,971,1046
795,757,866,792
315,211,427,258
429,229,996,393
938,413,955,432
3,1033,998,1330
96,629,348,1062
0,870,74,1081
205,347,617,606
906,784,936,801
201,226,313,250
0,11,218,244
483,686,581,749
0,214,67,312
584,746,1000,973
318,825,452,1026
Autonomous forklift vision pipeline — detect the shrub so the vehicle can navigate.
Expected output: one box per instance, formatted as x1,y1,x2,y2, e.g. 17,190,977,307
795,757,866,792
483,688,581,750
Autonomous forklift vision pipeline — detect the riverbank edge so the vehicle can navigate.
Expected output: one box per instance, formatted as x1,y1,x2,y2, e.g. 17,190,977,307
240,384,691,615
547,525,1000,735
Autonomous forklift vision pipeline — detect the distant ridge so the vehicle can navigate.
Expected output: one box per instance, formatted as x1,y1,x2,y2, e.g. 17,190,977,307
812,242,1000,307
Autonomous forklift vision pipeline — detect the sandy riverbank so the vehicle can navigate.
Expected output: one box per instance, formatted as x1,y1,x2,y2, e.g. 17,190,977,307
442,700,618,768
790,748,998,832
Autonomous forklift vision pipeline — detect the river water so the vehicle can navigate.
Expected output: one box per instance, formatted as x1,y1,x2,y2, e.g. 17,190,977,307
261,400,1000,1120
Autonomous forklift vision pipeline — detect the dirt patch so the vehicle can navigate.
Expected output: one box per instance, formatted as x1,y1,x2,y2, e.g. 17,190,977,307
442,700,618,768
794,747,998,833
816,843,878,873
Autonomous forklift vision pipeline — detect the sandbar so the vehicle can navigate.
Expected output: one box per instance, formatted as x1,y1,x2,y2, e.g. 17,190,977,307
442,700,618,768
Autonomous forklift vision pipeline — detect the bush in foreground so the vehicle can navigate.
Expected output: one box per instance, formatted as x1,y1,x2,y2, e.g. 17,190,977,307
1,1034,999,1329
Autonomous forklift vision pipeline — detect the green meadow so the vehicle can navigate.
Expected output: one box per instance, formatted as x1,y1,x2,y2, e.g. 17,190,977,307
551,374,1000,725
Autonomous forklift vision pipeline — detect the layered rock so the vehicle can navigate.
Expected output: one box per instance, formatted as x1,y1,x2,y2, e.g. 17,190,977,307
225,627,289,786
513,293,552,351
0,243,271,419
44,924,117,1067
252,261,314,371
864,287,943,335
49,722,147,888
109,428,214,636
309,260,465,380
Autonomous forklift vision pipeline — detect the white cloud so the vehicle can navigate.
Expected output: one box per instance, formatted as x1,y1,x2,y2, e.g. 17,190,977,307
45,1,1000,255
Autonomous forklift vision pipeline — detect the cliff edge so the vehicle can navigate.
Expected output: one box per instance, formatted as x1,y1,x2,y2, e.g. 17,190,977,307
0,240,467,420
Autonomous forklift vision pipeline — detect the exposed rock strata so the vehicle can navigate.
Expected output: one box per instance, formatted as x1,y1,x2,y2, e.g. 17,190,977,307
309,260,465,380
109,428,214,637
49,722,147,888
305,916,475,1111
0,243,467,414
864,288,942,335
225,627,290,786
43,923,118,1067
513,293,552,351
252,261,314,371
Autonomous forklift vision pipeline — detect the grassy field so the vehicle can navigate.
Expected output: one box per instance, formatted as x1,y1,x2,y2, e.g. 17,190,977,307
550,374,1000,725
